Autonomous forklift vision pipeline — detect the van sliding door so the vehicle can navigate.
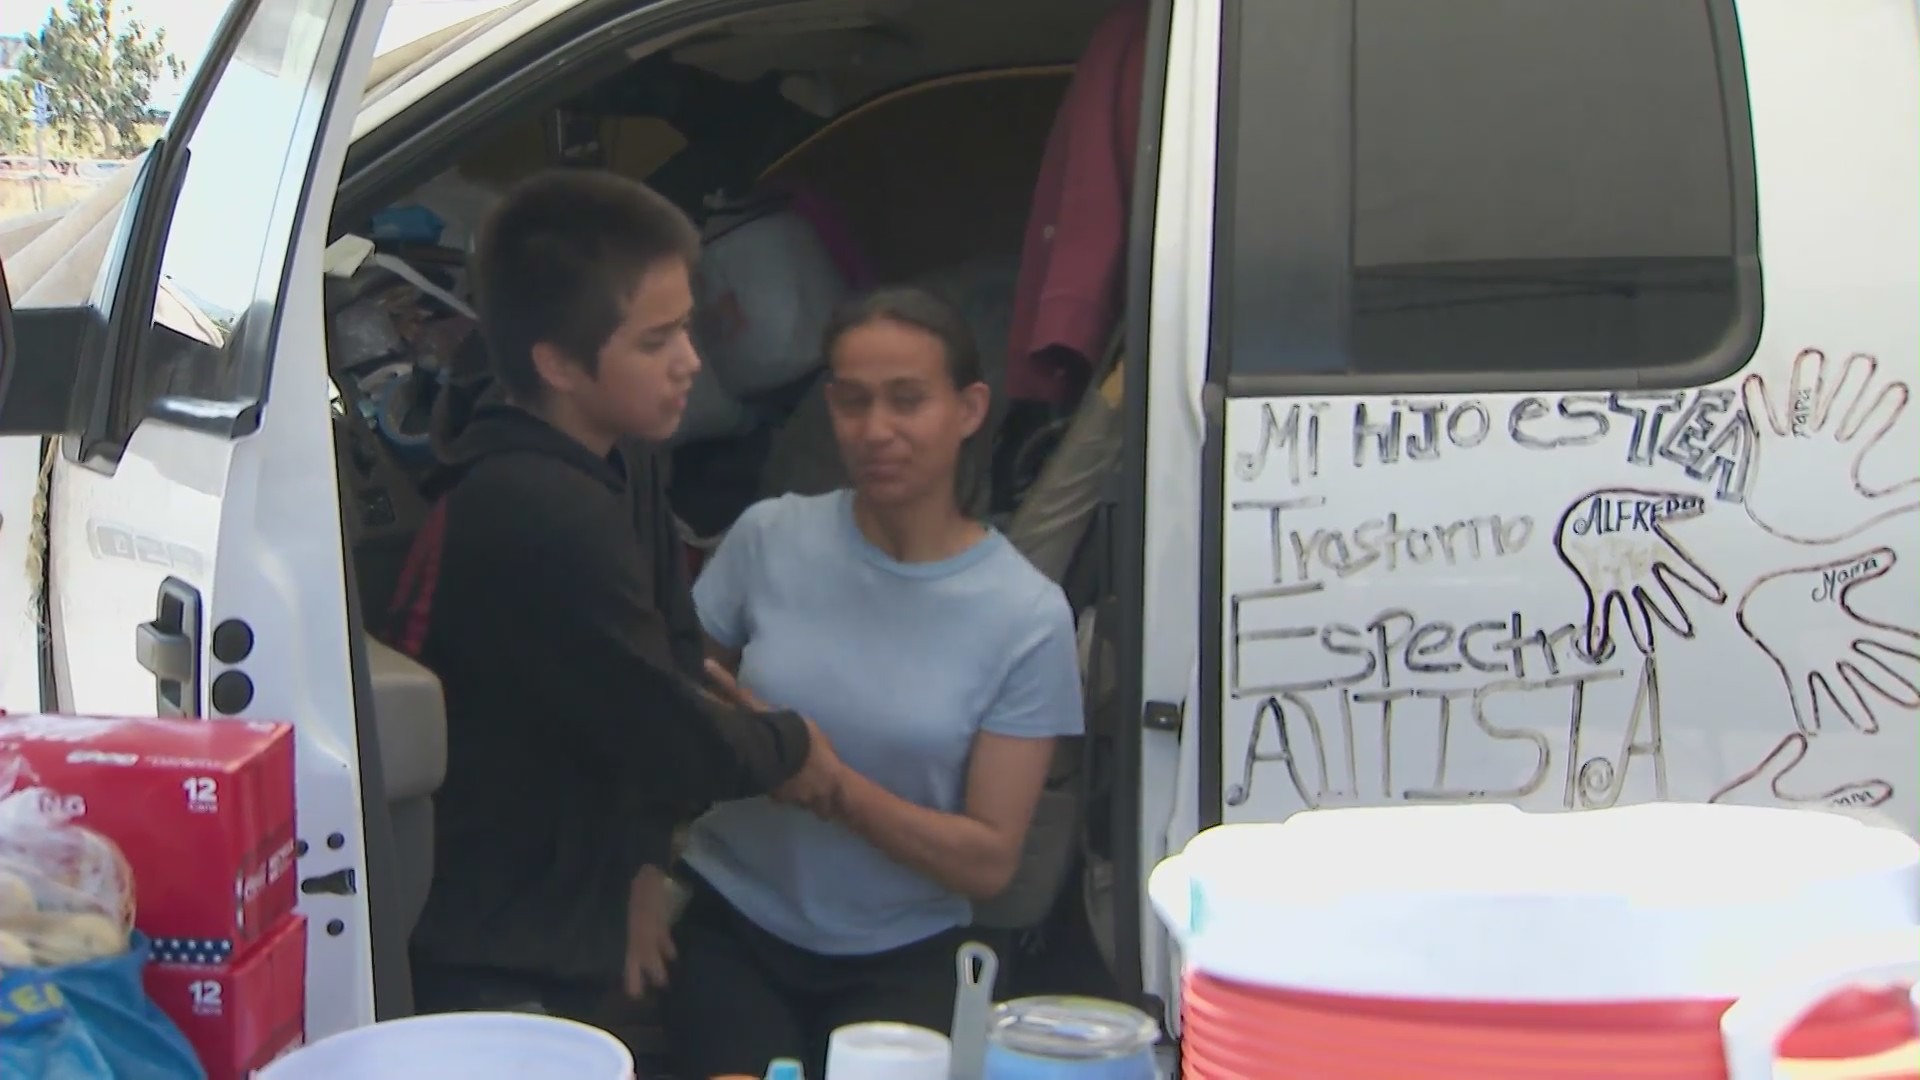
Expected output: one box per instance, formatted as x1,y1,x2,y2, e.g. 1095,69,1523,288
1200,0,1916,835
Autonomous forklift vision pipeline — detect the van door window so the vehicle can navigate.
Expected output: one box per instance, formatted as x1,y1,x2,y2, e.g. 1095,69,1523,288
1218,0,1758,385
105,0,347,445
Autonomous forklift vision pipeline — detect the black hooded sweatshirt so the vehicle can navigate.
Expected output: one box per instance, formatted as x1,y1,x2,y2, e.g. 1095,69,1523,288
394,381,810,984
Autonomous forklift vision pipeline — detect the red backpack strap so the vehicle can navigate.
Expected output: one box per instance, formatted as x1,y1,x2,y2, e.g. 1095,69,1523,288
386,499,450,659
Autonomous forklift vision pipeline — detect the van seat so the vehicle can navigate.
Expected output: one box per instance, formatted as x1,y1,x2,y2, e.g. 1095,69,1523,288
363,634,448,935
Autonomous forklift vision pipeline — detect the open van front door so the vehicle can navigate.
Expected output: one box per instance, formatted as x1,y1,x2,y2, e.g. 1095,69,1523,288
0,434,44,713
0,0,396,1042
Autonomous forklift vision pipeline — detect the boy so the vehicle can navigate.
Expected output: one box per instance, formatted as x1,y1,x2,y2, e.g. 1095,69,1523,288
390,169,839,1018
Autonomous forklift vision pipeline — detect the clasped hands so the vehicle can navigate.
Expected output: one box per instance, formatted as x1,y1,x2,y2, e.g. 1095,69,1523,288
704,660,848,820
628,664,849,998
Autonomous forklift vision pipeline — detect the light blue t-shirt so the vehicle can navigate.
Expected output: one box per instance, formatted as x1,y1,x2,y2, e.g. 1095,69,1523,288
685,490,1085,955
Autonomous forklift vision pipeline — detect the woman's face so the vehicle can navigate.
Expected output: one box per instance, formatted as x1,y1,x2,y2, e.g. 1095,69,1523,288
825,318,988,509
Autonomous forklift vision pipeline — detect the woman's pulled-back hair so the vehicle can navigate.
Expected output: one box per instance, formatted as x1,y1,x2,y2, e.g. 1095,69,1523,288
821,287,986,392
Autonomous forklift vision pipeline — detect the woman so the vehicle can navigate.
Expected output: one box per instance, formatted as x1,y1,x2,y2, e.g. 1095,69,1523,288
666,287,1085,1078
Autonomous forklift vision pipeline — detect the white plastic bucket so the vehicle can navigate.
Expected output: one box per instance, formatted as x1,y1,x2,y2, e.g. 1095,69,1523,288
257,1012,634,1080
1148,804,1920,1080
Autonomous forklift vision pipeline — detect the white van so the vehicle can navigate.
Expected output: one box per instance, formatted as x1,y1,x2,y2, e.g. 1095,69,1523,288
0,0,1913,1055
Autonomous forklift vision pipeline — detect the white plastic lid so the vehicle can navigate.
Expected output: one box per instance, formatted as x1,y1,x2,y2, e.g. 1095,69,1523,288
256,1013,633,1080
988,996,1159,1059
1153,803,1920,1002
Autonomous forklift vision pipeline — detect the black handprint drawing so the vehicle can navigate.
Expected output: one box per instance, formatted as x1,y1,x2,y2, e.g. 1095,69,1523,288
1737,546,1920,735
1709,733,1893,811
1555,488,1728,660
1742,350,1920,544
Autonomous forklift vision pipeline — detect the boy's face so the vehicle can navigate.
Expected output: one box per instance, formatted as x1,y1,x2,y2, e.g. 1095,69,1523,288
538,259,700,446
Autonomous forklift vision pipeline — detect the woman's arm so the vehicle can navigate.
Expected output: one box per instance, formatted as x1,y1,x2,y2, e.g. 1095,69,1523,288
701,573,1084,899
691,506,757,701
828,587,1083,899
832,732,1058,899
705,665,1062,900
706,657,1059,891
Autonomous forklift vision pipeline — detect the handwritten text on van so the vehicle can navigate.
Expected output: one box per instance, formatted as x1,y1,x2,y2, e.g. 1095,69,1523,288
1225,598,1666,812
1810,552,1884,603
1237,390,1753,502
1235,496,1534,583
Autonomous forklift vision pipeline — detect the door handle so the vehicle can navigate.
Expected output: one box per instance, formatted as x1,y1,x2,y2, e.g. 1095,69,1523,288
135,576,202,718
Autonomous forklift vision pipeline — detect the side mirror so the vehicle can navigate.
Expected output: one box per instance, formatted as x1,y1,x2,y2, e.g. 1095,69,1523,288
0,256,95,437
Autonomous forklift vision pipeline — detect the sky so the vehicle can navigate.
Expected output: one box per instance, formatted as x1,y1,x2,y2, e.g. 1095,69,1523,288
2,0,510,108
1,0,515,304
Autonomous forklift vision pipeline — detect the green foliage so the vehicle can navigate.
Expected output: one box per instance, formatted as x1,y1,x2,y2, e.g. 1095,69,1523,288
0,78,30,153
4,0,185,156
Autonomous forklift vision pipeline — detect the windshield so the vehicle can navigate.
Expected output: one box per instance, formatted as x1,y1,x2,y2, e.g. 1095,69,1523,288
361,0,535,107
377,0,513,57
0,0,518,226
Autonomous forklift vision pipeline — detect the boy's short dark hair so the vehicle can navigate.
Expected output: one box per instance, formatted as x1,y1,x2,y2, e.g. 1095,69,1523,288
470,169,700,401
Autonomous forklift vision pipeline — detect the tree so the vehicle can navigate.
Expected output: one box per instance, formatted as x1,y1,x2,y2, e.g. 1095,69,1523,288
16,0,184,157
0,78,31,154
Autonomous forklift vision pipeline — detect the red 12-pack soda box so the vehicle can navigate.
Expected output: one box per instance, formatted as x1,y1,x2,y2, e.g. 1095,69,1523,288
146,914,308,1080
0,714,298,964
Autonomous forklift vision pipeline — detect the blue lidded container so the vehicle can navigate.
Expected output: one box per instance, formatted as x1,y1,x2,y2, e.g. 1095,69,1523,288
369,204,446,246
982,996,1158,1080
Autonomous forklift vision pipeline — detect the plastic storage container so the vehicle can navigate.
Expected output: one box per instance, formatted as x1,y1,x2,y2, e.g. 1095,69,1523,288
1150,803,1919,1079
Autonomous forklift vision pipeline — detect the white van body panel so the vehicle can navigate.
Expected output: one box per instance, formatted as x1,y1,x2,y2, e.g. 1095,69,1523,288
51,428,230,714
0,439,45,713
1136,0,1220,1012
1213,0,1917,841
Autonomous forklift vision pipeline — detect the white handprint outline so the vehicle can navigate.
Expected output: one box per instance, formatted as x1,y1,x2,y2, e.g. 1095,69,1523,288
1708,732,1893,811
1736,546,1920,735
1554,487,1728,660
1742,350,1920,544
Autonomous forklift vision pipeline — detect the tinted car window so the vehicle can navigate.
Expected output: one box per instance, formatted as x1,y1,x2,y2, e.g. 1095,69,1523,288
1221,0,1755,381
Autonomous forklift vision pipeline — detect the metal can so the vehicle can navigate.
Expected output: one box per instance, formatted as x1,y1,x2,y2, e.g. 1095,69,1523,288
983,996,1159,1080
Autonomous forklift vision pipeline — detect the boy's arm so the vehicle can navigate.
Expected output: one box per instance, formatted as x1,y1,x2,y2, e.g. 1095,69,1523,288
620,806,679,881
629,442,706,679
506,491,812,826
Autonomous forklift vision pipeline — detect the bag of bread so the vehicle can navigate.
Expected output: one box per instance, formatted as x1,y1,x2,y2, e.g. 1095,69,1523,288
0,755,204,1079
0,756,134,971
